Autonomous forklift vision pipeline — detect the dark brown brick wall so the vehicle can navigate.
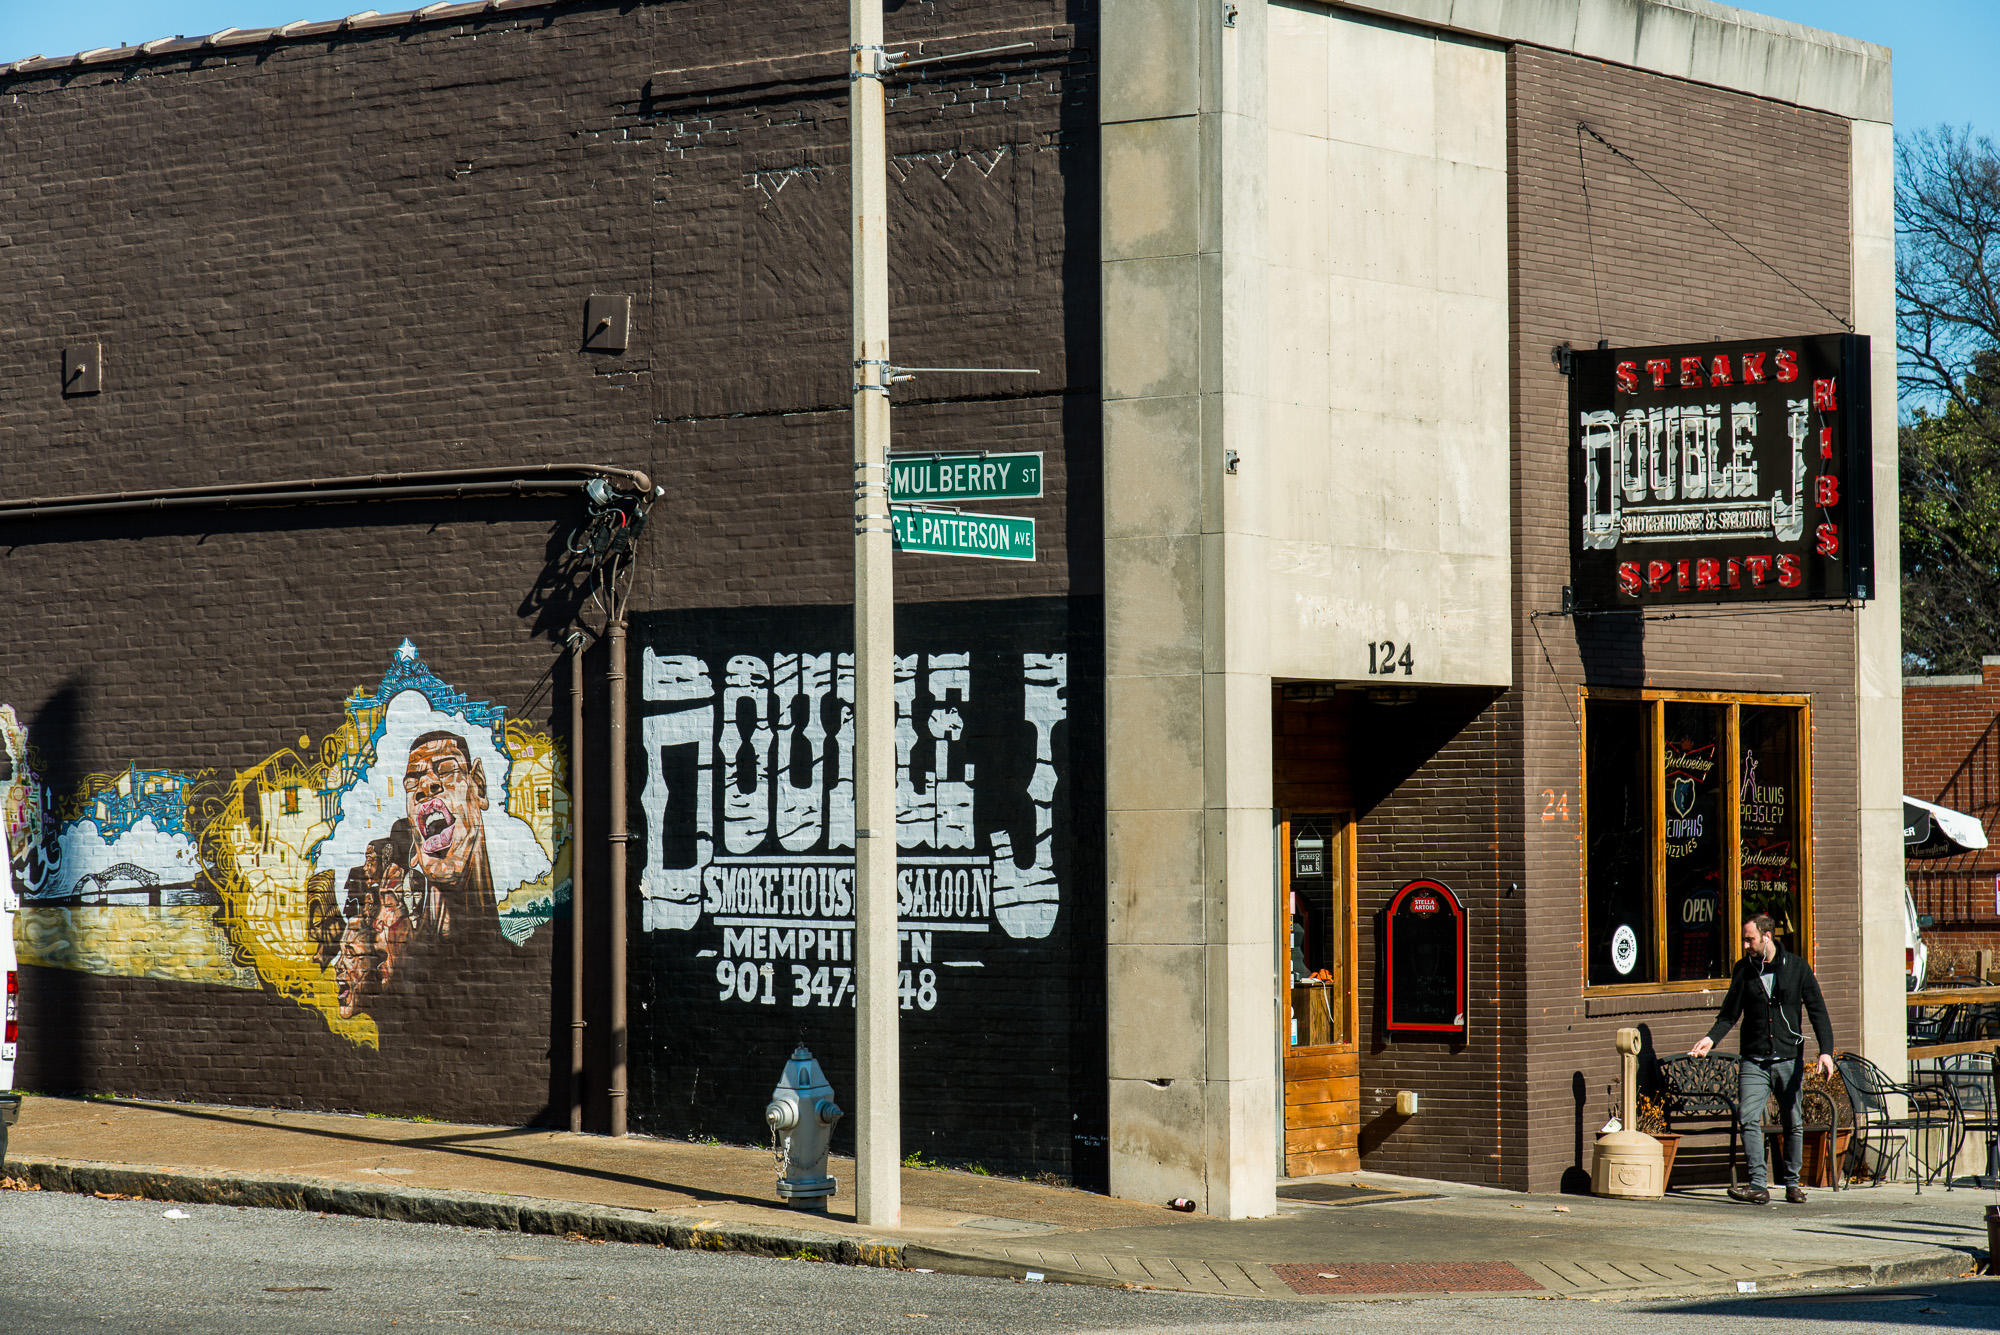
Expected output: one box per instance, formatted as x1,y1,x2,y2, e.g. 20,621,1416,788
0,0,1098,1130
1508,45,1857,1192
1286,42,1861,1196
1275,689,1521,1188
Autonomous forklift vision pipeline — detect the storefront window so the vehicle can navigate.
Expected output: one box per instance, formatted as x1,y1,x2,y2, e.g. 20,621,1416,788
1662,702,1725,981
1585,700,1654,985
1287,814,1351,1047
1739,705,1802,951
1583,692,1810,989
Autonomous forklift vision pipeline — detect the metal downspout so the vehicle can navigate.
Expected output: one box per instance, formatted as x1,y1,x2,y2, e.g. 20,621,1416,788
569,630,587,1134
607,616,630,1137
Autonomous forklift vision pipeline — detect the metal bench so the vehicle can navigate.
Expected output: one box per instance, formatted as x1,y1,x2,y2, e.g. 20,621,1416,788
1656,1053,1744,1186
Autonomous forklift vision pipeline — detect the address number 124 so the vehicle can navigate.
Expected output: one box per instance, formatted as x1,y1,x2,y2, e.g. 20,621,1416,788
1367,640,1414,676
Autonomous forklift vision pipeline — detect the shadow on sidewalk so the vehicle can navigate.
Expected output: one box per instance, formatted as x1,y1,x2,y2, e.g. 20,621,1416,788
84,1097,787,1213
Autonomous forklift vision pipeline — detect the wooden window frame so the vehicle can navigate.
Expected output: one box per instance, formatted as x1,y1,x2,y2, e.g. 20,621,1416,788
1579,687,1813,996
1280,810,1360,1053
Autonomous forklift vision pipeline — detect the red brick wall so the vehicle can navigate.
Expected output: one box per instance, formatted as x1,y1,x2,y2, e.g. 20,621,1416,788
1904,666,2000,928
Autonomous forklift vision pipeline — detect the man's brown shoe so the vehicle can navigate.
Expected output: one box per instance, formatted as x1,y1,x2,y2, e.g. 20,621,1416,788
1728,1184,1771,1204
1785,1186,1808,1203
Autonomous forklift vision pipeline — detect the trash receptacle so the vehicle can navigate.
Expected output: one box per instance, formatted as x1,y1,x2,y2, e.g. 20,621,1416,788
0,1093,19,1168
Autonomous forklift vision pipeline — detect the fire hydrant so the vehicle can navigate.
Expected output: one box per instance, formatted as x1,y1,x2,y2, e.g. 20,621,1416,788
765,1046,843,1212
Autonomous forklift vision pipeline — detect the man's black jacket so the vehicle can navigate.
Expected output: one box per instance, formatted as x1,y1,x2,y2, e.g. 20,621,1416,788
1704,945,1834,1061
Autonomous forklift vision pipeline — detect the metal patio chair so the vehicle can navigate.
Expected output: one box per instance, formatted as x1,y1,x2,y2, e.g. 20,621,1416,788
1836,1051,1960,1191
1915,1052,1998,1188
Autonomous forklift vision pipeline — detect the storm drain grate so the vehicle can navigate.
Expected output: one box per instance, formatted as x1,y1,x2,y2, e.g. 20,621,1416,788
1273,1261,1545,1295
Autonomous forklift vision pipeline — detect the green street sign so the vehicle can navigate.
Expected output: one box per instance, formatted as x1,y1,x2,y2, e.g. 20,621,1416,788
887,452,1043,502
891,507,1036,561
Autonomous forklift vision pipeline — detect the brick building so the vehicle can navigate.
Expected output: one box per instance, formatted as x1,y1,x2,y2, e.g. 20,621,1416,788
0,0,1899,1211
1904,661,2000,961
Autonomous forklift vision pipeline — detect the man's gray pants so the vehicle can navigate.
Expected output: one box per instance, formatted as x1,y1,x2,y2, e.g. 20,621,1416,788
1740,1056,1804,1188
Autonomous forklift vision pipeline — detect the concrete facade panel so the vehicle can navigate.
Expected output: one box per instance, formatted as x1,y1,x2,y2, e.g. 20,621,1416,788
1102,116,1204,262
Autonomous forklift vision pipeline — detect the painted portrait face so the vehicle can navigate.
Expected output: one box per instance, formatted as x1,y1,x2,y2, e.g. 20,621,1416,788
370,869,414,992
334,904,383,1019
403,735,488,889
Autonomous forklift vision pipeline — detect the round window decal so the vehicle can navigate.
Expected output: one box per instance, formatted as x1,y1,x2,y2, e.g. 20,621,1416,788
1611,925,1639,976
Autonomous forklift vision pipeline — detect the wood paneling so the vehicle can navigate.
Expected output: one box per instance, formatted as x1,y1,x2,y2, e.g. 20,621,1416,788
1287,1147,1358,1176
1284,1099,1360,1129
1281,1049,1358,1082
1284,1121,1361,1155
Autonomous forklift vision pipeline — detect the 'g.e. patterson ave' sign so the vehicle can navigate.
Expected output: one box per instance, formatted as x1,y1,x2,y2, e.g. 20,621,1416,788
1568,333,1874,610
891,508,1036,561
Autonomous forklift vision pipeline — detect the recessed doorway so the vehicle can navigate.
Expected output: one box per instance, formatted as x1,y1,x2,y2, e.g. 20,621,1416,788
1281,810,1358,1175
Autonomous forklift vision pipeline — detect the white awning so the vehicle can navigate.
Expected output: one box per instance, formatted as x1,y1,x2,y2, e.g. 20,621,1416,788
1903,794,1989,857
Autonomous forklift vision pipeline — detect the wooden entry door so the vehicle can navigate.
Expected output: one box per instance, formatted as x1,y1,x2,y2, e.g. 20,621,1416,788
1282,812,1359,1175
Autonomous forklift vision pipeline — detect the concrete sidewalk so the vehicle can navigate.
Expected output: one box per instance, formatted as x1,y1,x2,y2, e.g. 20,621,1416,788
3,1095,1992,1302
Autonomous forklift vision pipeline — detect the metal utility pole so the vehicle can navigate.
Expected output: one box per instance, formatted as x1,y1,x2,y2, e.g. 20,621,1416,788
849,0,900,1229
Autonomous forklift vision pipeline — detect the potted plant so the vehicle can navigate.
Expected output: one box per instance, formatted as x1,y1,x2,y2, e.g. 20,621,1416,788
1635,1093,1681,1183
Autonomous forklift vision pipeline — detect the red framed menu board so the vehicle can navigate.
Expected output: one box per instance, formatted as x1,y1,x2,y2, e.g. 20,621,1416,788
1383,879,1466,1037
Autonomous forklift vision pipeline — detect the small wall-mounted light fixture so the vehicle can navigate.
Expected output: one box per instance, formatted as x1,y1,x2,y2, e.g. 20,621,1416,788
583,294,631,352
1394,1089,1420,1116
1222,3,1238,27
1551,342,1575,376
1224,450,1240,474
64,343,101,395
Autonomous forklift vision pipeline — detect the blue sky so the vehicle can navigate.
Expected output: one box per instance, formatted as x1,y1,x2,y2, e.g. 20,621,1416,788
1,1,1994,140
1748,0,1996,137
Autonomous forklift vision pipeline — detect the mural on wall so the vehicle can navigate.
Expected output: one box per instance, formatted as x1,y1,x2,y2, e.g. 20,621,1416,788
5,642,569,1047
637,637,1066,1007
629,599,1104,1178
3,704,254,990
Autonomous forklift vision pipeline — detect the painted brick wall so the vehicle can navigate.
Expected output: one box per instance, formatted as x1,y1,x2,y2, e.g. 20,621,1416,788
628,598,1105,1181
0,0,1100,1141
1508,45,1859,1192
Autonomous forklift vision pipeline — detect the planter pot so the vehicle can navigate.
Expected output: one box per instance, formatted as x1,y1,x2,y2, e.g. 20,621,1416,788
1799,1127,1853,1188
1654,1132,1682,1184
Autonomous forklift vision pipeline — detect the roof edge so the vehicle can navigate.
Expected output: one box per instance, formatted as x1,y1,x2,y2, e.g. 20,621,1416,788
0,0,565,77
1325,0,1891,124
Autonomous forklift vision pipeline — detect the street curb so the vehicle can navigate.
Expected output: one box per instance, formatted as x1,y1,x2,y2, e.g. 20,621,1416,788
0,1155,906,1270
3,1154,1976,1301
901,1244,1139,1291
0,1153,1121,1289
1589,1249,1983,1303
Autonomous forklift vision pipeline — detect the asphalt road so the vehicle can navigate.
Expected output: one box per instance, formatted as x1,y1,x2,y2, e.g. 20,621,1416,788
2,1189,1996,1334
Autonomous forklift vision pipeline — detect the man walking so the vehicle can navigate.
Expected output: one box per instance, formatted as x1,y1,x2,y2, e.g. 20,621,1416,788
1688,914,1835,1204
